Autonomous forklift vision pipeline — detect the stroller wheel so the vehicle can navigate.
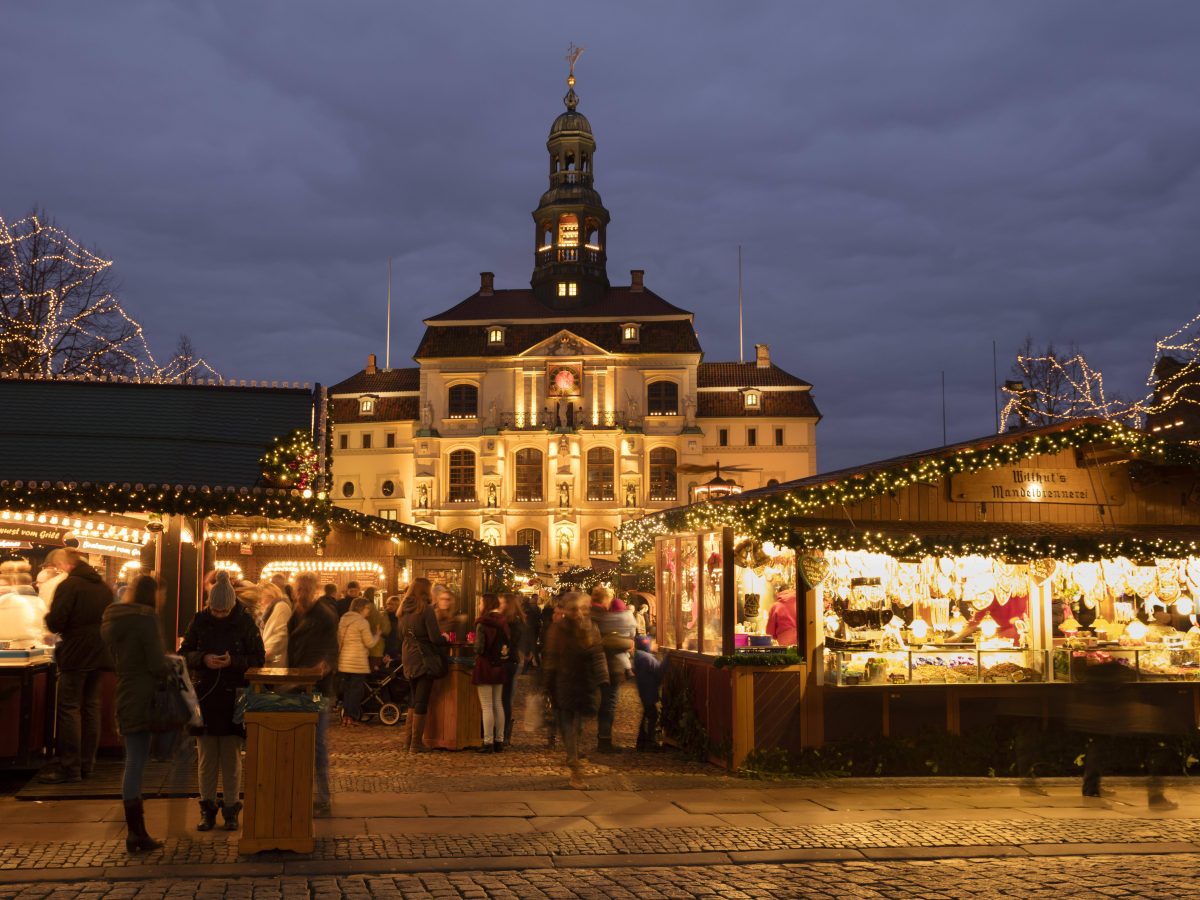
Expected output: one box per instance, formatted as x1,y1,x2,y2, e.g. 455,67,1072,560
379,703,402,726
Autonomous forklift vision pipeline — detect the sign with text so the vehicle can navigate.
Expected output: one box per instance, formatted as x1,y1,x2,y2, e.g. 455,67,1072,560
77,537,143,559
950,466,1126,506
0,522,67,545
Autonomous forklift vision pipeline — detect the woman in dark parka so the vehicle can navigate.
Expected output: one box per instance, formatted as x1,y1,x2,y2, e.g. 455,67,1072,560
101,574,168,853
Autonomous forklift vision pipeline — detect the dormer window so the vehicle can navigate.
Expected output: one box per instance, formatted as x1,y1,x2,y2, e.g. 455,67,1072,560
743,389,762,410
359,396,376,415
557,282,578,298
486,326,506,346
621,323,640,344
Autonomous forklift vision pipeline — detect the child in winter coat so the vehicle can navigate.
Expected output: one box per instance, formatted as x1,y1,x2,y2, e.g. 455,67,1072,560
633,635,667,751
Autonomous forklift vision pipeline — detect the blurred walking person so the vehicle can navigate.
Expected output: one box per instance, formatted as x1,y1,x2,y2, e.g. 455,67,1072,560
589,586,636,753
180,571,264,831
399,578,445,753
288,572,338,815
338,597,379,725
543,592,608,789
258,580,291,667
472,594,510,752
499,593,525,745
101,574,167,852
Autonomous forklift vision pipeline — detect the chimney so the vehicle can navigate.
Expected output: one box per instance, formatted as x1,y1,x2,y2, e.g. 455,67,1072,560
755,344,770,369
366,353,378,375
480,272,494,296
630,269,644,292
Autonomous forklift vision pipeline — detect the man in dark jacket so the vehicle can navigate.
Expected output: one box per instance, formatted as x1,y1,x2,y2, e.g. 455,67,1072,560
41,548,113,783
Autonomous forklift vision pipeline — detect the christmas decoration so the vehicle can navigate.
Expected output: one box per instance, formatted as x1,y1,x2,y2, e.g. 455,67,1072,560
260,430,320,491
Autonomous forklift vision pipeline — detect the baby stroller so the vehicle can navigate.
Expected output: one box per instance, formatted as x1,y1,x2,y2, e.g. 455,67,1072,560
360,661,409,726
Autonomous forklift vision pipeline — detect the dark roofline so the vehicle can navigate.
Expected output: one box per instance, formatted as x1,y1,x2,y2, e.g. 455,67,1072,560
423,286,694,324
0,375,312,395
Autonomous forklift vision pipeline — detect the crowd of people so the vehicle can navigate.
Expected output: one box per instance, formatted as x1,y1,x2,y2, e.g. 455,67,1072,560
25,551,669,854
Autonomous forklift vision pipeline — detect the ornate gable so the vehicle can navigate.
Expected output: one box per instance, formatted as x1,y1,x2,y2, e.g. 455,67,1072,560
518,329,610,359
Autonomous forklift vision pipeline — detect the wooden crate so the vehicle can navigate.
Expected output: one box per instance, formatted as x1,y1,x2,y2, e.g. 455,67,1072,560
238,710,317,854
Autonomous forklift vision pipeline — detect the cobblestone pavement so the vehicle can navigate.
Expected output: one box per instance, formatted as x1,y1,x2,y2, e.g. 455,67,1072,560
0,855,1195,899
327,672,741,794
2,814,1199,872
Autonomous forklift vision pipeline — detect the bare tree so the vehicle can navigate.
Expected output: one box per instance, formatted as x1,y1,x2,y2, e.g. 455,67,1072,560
0,206,150,377
1002,335,1137,429
168,333,197,383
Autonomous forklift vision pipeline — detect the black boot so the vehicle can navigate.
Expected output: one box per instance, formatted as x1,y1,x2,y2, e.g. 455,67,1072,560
197,799,219,831
123,799,162,853
221,801,242,831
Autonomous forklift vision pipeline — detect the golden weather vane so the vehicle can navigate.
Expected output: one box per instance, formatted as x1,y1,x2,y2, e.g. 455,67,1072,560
566,42,584,83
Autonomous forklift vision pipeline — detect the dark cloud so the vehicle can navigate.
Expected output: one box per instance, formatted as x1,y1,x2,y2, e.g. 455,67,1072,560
3,1,1198,468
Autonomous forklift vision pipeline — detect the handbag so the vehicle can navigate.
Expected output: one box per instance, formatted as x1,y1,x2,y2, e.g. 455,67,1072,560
148,673,192,733
408,626,449,679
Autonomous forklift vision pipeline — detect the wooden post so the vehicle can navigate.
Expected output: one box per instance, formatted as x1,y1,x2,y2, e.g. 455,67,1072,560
721,527,735,656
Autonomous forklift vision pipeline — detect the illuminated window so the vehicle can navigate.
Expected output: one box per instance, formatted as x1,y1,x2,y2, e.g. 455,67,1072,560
448,384,478,418
516,527,542,554
448,450,476,502
744,390,761,409
621,323,639,343
587,447,615,500
647,381,678,416
450,527,473,539
648,447,677,501
588,529,614,555
379,508,398,520
514,448,544,502
558,214,579,246
557,282,578,298
486,327,505,345
359,397,375,415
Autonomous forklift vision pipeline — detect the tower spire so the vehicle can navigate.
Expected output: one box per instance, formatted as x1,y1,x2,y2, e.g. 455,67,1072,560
564,43,583,111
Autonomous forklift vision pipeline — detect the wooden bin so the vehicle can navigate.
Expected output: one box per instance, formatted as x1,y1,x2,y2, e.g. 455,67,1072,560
238,667,322,855
422,658,483,750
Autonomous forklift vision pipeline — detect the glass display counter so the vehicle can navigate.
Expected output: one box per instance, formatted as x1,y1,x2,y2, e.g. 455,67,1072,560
1054,646,1200,682
824,647,1048,686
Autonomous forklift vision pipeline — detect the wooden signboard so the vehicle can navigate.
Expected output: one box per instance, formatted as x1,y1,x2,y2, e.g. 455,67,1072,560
950,466,1126,505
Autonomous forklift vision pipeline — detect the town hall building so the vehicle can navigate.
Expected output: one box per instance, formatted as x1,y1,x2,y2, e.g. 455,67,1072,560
328,69,820,569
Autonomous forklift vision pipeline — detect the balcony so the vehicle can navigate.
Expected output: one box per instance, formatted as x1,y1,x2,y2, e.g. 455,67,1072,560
498,410,629,432
535,247,605,266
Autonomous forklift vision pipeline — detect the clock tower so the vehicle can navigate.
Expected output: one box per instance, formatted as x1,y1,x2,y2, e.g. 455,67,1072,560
530,55,611,310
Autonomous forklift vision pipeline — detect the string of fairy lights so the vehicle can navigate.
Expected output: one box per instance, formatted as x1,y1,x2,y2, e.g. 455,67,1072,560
616,420,1200,565
0,212,221,382
1001,312,1200,434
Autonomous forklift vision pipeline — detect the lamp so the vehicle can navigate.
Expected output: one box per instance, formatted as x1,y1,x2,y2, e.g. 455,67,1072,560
1176,597,1195,617
910,618,930,642
979,614,999,640
1125,618,1149,643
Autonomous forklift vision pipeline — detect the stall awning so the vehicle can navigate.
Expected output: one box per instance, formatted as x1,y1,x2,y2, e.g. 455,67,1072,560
790,518,1200,561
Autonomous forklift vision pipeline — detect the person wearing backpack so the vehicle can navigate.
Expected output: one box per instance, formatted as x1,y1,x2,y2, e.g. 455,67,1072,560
471,594,511,753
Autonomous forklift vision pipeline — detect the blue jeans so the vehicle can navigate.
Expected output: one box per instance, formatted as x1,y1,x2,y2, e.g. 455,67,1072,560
598,677,621,742
341,674,367,721
122,731,152,802
314,709,331,806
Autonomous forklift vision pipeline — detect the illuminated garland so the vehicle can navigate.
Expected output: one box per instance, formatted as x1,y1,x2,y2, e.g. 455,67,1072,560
617,421,1200,563
260,429,320,491
0,212,221,383
788,526,1200,565
0,481,510,577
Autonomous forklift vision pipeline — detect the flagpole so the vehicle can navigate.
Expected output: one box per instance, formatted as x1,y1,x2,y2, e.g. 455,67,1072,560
738,245,744,363
385,258,392,371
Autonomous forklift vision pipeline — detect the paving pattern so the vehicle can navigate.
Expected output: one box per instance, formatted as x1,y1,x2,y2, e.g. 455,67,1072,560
0,855,1194,899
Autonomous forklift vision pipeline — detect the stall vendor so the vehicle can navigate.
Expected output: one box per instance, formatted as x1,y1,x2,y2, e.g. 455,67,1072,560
766,588,798,647
953,592,1029,642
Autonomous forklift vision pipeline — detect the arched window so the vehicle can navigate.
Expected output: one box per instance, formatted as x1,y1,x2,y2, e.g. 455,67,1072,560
588,529,614,556
516,528,541,554
647,381,679,416
649,447,677,501
450,527,473,539
586,447,615,501
558,213,579,247
448,384,478,418
514,448,543,502
448,450,476,502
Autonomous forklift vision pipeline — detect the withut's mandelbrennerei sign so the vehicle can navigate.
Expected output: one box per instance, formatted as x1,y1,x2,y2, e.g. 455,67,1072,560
950,466,1126,505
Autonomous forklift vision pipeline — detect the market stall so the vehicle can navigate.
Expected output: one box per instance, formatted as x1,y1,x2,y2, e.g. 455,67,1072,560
625,419,1200,768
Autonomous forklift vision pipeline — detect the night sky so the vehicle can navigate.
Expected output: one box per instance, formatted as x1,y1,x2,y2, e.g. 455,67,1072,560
3,2,1199,470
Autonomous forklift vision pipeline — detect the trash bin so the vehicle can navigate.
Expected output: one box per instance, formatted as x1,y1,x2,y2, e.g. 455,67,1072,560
238,667,324,854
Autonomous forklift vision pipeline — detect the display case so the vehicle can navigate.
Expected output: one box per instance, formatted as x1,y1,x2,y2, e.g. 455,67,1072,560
1054,646,1200,682
823,647,1049,686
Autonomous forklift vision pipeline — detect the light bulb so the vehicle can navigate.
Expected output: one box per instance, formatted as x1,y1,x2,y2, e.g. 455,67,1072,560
910,619,930,641
979,615,999,639
1176,597,1194,617
1126,619,1149,642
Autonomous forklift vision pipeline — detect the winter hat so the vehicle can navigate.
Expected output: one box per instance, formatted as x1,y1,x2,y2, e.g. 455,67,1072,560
208,571,237,611
634,635,652,652
610,597,628,612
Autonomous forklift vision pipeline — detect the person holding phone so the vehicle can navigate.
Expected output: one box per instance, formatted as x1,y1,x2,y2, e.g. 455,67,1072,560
180,571,264,832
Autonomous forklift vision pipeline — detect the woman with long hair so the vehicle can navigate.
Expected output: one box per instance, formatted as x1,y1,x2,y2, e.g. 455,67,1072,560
398,577,445,752
101,574,167,852
542,592,608,789
498,593,525,746
287,571,338,815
